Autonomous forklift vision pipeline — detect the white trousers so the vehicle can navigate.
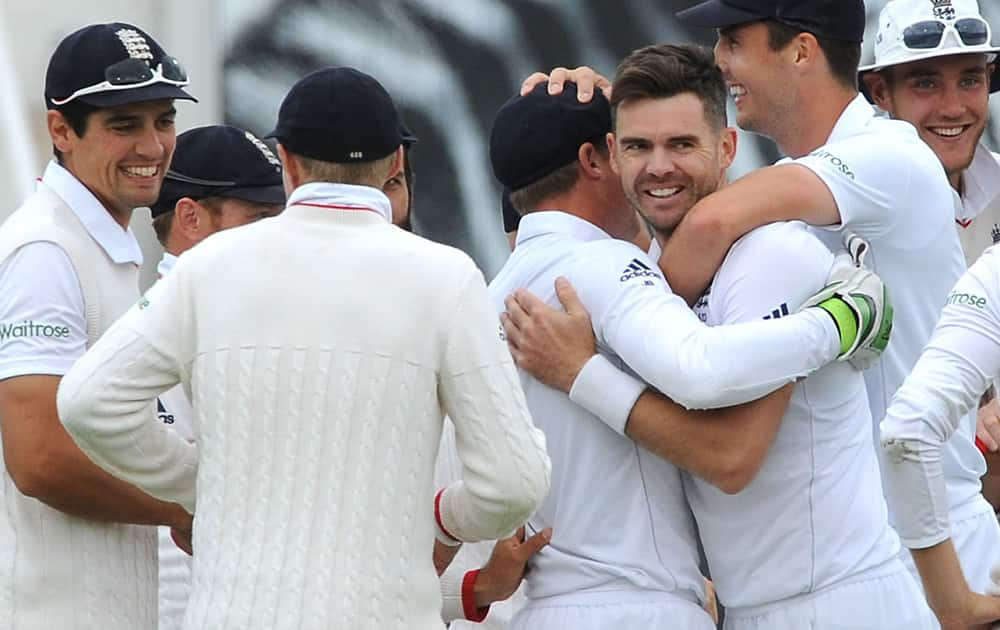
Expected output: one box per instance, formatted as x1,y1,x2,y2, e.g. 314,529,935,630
724,560,937,630
901,495,1000,595
510,590,715,630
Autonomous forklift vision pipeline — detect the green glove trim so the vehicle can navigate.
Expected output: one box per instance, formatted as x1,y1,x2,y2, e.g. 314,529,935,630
818,297,859,357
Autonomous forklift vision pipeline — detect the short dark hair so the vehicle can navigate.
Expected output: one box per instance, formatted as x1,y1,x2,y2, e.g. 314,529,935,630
509,141,608,214
51,100,99,161
611,44,727,130
765,21,861,90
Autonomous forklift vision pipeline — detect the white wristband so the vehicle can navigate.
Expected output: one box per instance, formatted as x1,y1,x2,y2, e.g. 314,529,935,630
569,354,646,435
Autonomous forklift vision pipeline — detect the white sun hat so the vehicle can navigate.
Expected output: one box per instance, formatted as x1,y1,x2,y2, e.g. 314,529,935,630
859,0,1000,87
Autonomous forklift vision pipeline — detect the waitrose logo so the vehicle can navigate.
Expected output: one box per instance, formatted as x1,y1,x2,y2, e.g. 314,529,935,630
0,320,72,342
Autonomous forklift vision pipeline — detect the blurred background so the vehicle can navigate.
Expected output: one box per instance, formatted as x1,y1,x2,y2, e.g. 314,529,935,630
2,0,1000,283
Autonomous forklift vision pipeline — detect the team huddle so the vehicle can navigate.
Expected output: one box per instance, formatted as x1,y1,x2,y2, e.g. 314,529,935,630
1,0,1000,629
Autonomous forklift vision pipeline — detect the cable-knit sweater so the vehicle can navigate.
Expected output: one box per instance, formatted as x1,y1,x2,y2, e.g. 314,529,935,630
0,184,157,629
57,190,551,630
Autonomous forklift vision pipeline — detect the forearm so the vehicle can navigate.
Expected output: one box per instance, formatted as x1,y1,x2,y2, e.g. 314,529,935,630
660,165,840,305
58,325,198,511
625,385,793,493
439,361,550,542
912,540,975,627
28,437,190,527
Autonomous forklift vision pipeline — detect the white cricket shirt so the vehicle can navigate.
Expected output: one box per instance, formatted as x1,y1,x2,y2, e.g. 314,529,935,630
793,95,986,523
955,144,1000,266
685,221,900,609
489,211,840,605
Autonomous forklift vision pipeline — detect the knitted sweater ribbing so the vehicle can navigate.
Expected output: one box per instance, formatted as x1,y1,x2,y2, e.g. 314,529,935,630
59,203,550,630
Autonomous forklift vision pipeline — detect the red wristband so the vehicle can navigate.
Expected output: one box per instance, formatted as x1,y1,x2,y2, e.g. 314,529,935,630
434,489,460,545
977,436,990,455
461,569,490,622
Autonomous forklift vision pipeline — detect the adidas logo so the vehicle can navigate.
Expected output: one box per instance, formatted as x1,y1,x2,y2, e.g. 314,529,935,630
619,258,658,282
992,223,1000,245
762,303,790,320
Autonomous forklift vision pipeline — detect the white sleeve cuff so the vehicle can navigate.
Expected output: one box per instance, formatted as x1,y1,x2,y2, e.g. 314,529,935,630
440,572,464,623
569,354,646,436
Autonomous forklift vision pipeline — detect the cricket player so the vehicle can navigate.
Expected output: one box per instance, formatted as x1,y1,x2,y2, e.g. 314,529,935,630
0,22,195,630
148,124,286,630
504,43,934,630
487,72,889,627
56,67,551,630
861,0,1000,267
858,0,1000,511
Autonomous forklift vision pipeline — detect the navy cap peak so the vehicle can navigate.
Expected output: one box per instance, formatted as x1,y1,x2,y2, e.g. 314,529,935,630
677,0,867,44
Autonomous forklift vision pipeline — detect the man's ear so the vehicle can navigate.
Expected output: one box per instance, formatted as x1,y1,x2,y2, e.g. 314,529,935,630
47,110,76,156
578,142,607,179
606,132,620,175
863,72,893,111
174,197,203,241
719,127,738,170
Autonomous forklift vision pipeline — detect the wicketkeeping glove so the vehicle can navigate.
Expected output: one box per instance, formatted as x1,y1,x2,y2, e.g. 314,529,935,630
800,233,892,370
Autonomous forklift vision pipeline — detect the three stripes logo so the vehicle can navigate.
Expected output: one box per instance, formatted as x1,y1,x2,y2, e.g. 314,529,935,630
619,258,658,284
762,303,791,320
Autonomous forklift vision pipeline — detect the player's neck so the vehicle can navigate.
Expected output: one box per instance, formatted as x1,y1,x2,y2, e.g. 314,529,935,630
532,188,609,233
774,87,856,159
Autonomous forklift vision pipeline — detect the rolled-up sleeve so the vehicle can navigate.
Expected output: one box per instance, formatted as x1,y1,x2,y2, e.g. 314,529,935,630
880,249,1000,548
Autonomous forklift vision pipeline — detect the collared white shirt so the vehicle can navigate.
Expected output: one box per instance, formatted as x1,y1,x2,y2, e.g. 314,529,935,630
158,252,179,278
955,144,1000,267
0,161,143,380
489,211,839,604
286,181,392,223
791,95,986,520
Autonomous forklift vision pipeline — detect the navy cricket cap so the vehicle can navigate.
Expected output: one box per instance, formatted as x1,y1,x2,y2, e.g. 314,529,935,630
489,82,612,193
45,22,195,109
676,0,867,44
150,125,285,218
267,67,403,163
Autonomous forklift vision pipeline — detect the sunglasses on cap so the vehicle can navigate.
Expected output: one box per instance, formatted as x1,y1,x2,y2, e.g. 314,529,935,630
902,16,991,51
50,56,189,106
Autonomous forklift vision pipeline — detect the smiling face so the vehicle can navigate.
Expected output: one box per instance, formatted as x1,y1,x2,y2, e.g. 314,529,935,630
867,53,992,188
49,99,177,220
714,22,798,137
610,92,735,237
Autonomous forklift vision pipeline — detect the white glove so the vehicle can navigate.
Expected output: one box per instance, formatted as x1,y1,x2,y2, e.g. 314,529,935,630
800,233,893,370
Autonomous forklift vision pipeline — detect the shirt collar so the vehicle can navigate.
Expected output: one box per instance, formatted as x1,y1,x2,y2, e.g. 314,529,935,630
824,94,877,145
157,252,178,277
40,161,143,265
286,182,392,223
514,211,613,247
956,144,1000,221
